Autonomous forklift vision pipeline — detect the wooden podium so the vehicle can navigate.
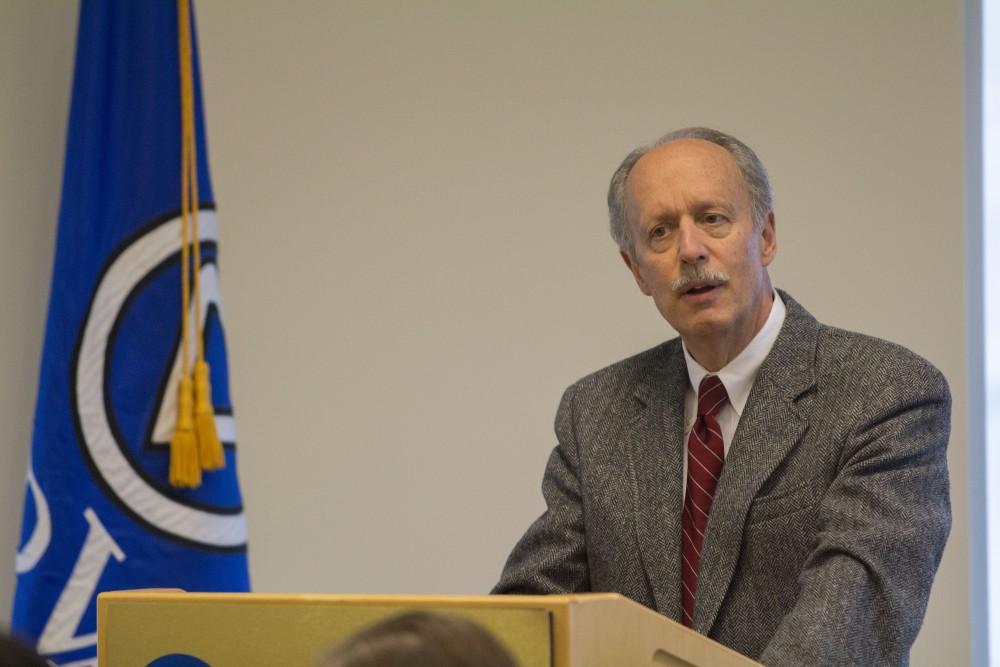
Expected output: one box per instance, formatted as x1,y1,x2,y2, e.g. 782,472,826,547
97,590,760,666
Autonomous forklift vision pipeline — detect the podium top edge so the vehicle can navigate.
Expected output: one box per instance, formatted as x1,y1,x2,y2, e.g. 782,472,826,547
96,590,627,608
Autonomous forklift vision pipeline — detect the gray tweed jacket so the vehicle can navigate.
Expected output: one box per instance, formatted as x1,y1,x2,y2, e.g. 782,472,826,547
493,291,951,666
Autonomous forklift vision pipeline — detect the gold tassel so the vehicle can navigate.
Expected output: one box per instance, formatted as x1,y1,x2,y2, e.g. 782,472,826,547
169,376,201,488
170,0,203,489
195,358,225,470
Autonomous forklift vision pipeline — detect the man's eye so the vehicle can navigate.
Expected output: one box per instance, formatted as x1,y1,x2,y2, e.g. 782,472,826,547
705,214,724,224
651,226,667,238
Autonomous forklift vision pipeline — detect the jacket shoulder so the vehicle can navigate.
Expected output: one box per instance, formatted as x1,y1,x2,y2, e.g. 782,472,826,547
813,324,949,395
778,291,949,398
564,339,682,411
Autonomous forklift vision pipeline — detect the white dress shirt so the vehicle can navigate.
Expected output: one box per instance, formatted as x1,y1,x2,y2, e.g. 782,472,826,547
680,290,786,494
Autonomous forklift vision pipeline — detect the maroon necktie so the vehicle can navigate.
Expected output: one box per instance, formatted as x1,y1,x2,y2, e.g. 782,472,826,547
681,374,728,627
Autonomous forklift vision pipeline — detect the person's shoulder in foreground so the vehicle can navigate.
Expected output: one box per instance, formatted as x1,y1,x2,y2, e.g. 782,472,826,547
492,126,950,667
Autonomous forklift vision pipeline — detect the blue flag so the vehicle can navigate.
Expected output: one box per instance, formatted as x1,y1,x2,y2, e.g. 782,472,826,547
12,2,249,664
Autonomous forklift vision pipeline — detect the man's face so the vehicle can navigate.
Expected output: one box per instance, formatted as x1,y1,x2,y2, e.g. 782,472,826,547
621,139,776,350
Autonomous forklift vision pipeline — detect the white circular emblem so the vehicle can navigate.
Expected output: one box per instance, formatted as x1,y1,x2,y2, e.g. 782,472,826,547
74,211,247,549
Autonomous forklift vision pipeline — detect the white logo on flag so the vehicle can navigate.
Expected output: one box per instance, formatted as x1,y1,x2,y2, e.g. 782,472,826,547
74,211,247,549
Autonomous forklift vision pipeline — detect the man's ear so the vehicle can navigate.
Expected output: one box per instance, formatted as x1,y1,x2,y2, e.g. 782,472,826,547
621,249,652,296
759,211,777,267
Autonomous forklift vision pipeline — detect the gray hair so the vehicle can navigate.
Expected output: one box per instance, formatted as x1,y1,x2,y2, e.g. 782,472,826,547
607,127,773,255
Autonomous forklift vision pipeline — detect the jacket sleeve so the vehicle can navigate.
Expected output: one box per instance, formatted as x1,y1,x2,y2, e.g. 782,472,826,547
759,358,952,666
492,384,591,595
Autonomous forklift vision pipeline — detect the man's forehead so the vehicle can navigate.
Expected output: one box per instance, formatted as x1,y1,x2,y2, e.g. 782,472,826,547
626,139,747,209
632,138,740,182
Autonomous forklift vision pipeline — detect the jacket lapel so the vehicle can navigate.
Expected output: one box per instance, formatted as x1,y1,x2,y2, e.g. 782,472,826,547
628,341,688,619
693,293,818,633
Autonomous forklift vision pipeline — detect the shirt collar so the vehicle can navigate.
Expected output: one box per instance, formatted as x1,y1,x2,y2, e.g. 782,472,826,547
682,290,786,417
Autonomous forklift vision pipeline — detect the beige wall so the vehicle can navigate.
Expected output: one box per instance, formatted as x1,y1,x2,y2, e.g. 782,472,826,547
0,0,75,632
1,2,970,664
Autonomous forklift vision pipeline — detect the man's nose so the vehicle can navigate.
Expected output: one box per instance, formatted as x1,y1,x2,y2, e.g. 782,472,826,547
677,220,708,264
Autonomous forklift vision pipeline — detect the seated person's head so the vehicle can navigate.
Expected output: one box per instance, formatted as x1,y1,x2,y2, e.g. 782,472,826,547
0,631,49,667
319,611,519,667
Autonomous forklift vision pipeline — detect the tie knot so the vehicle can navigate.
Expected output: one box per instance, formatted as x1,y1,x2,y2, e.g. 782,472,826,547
697,375,728,418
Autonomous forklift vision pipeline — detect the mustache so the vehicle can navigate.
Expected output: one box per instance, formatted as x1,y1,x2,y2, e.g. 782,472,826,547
671,267,730,293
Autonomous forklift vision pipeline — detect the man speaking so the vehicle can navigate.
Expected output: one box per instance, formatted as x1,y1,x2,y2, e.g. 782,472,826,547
493,127,951,665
